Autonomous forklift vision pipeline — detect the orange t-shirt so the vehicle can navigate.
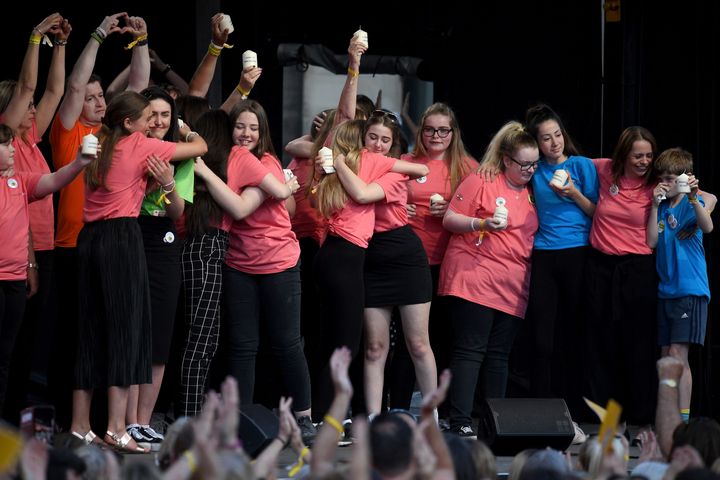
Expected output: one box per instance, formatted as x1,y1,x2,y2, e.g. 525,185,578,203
0,172,42,280
225,152,300,274
589,158,654,256
439,172,538,318
12,120,54,251
50,116,100,247
288,156,325,243
83,132,176,222
404,154,478,265
373,172,409,233
326,150,396,248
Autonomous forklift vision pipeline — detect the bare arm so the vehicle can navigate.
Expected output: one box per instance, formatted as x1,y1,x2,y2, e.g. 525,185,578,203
550,172,596,217
146,155,184,220
333,36,366,127
35,150,93,197
334,154,385,204
27,232,39,299
188,13,228,97
443,208,505,233
253,396,294,479
219,66,263,113
391,159,428,179
401,92,419,139
647,184,665,248
689,176,713,233
284,134,314,159
656,356,684,459
58,13,127,129
172,131,208,160
421,370,455,480
149,48,188,95
34,18,70,137
285,195,296,218
105,65,130,98
4,14,62,131
125,16,150,92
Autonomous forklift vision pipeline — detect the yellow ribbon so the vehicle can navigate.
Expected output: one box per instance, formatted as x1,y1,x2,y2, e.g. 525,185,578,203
288,446,309,477
124,33,148,50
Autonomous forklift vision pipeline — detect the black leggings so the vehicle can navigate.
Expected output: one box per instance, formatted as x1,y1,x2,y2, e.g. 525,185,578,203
0,280,27,415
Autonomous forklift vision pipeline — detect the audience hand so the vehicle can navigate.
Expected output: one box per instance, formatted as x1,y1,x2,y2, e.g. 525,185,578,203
330,346,353,396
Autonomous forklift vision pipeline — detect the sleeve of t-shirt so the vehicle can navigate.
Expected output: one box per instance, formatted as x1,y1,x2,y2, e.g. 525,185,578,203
374,172,409,204
578,157,600,203
141,134,178,162
360,151,396,183
448,173,482,216
227,148,270,192
20,171,44,203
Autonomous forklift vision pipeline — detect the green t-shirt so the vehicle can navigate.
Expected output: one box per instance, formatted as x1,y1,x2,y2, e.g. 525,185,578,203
140,158,195,217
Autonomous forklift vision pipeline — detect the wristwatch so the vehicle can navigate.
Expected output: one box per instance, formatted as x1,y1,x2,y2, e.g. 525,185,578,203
659,378,678,388
27,262,39,270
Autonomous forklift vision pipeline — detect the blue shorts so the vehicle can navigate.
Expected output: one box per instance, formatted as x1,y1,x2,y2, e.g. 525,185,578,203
657,296,708,346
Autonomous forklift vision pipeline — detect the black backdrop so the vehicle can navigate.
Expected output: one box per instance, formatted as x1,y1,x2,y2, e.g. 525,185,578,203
10,0,719,418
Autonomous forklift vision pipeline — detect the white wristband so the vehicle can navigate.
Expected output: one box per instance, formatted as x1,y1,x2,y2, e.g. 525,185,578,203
659,378,678,388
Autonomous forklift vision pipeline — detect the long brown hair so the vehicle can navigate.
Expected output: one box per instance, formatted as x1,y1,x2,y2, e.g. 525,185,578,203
229,99,277,159
611,126,657,186
85,91,149,190
411,102,472,194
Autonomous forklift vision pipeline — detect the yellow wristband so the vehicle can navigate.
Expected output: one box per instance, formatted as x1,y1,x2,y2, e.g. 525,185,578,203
288,446,310,477
347,67,359,77
323,415,344,435
124,33,148,50
236,84,251,98
29,33,42,45
208,42,223,56
183,450,197,473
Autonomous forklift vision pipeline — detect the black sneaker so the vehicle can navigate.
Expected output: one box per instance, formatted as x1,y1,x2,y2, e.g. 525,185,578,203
452,425,477,440
132,424,164,452
297,416,317,446
126,424,155,451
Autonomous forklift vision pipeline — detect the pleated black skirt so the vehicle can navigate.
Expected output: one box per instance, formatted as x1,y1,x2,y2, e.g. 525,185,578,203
138,215,182,364
75,217,152,389
364,225,432,307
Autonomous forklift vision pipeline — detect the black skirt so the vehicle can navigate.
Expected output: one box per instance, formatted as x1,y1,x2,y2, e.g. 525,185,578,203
364,224,432,307
138,215,182,364
75,217,152,389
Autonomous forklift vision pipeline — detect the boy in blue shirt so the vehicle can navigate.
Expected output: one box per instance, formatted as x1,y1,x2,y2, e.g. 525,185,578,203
646,148,713,423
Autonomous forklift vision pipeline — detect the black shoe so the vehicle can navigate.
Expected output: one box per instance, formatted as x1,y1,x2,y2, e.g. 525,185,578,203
297,416,317,446
451,425,477,439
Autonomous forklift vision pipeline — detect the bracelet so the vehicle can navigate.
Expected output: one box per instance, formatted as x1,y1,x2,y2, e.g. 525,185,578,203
275,436,288,446
162,64,172,75
54,38,68,46
161,180,176,192
688,196,699,204
90,32,104,45
27,262,39,270
183,450,197,473
288,446,310,477
208,42,223,56
236,84,251,98
95,26,107,38
185,131,199,142
29,33,42,45
470,217,478,232
125,33,148,50
323,415,344,435
347,67,359,77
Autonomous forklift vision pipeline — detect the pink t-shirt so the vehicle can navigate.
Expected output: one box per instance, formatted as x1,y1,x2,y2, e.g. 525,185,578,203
220,146,270,232
439,172,538,318
0,172,42,280
404,154,478,265
589,158,654,255
374,172,409,233
12,120,54,251
326,150,396,248
225,152,300,274
83,132,177,222
288,156,325,243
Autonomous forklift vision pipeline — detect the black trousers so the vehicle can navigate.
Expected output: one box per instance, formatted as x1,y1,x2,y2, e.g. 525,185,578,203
584,248,658,425
0,280,27,416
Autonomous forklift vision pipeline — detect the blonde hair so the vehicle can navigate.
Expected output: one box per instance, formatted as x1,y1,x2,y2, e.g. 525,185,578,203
578,436,627,476
316,120,364,218
411,102,472,194
479,121,537,173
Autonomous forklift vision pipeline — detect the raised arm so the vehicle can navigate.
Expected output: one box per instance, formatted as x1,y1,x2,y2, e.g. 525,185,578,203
125,16,150,92
334,154,385,204
647,182,670,248
149,48,189,95
58,13,126,129
187,13,228,97
421,370,455,480
655,356,685,459
34,17,70,137
3,13,62,131
333,36,366,127
284,134,314,159
219,65,263,113
689,175,713,234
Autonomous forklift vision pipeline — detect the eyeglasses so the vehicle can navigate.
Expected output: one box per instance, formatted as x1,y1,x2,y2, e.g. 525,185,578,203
507,155,540,172
421,126,453,138
370,109,399,124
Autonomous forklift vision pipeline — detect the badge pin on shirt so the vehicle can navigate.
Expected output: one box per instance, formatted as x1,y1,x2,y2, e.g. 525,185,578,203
7,178,18,189
416,176,427,184
163,232,175,244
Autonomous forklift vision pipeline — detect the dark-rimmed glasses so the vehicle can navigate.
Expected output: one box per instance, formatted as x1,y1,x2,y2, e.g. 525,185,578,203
507,155,540,172
370,109,399,124
422,126,453,138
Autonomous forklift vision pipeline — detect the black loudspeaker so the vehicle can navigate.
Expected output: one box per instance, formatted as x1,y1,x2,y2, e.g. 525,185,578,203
238,404,279,457
479,398,574,455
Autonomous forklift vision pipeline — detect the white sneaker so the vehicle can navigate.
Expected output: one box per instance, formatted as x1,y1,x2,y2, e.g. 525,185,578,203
572,422,587,445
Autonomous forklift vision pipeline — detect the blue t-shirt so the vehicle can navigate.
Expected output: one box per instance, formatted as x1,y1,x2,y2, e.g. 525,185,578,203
531,155,599,249
655,195,711,300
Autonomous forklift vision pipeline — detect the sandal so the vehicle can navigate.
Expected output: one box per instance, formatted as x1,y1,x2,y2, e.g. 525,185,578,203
104,430,148,454
71,429,107,447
